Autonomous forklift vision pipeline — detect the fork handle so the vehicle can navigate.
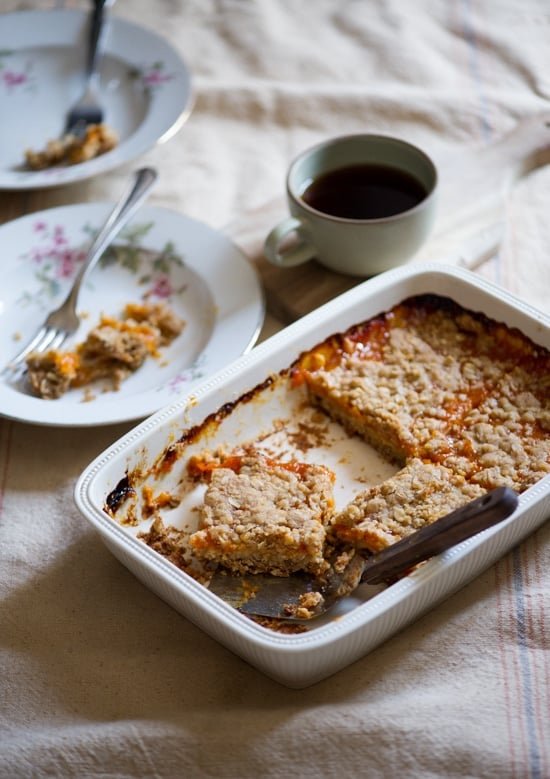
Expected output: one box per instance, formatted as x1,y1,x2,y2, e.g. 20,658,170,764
86,0,115,83
62,167,157,313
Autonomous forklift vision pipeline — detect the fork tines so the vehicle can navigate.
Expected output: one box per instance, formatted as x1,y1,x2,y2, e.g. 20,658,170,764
2,326,69,378
65,95,104,137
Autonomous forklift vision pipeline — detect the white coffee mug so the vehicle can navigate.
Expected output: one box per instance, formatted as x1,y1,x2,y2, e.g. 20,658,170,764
264,134,438,276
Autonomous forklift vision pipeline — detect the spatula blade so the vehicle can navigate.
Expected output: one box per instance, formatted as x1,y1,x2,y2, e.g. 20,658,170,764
208,550,367,619
208,486,518,620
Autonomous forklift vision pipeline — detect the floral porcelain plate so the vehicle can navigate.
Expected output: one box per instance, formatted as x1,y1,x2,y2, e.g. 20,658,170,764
0,10,193,189
0,204,265,427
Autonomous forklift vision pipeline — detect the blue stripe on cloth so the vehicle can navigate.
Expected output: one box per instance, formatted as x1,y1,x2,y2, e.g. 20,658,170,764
460,0,492,144
512,546,543,778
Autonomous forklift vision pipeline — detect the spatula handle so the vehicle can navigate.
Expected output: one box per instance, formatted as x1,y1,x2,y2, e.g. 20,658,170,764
360,486,518,585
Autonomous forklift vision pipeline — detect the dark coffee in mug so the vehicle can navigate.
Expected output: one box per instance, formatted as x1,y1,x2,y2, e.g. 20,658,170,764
302,163,428,220
264,134,437,275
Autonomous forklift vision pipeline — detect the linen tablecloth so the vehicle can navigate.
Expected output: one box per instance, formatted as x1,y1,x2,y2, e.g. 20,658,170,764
1,2,549,777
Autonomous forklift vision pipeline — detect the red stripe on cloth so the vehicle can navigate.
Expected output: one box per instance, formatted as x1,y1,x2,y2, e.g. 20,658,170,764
0,419,14,518
520,534,550,775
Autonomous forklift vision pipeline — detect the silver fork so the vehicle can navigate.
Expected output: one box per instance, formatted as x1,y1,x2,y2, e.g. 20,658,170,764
2,167,157,377
64,0,114,136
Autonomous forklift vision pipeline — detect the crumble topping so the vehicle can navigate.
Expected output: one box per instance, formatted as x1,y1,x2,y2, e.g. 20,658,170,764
281,590,325,620
139,516,212,584
293,294,549,548
330,458,486,551
188,453,335,576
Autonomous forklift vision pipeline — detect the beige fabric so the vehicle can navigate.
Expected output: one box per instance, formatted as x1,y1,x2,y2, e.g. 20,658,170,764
1,1,549,777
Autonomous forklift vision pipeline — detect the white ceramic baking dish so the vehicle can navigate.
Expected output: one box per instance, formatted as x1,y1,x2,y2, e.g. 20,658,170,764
75,264,550,688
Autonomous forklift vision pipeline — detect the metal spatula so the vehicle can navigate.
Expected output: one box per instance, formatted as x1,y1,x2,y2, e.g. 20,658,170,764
208,486,518,620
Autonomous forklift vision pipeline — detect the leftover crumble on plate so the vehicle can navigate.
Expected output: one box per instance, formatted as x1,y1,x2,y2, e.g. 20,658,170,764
26,301,185,399
24,123,118,170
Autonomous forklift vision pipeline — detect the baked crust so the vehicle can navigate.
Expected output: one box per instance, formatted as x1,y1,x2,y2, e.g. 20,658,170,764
134,294,549,578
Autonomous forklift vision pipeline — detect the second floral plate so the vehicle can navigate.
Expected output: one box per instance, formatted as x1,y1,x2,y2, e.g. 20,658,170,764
0,204,265,427
0,10,193,189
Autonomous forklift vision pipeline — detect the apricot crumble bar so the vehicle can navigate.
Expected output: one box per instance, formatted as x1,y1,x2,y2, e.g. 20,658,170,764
188,453,335,576
329,458,486,552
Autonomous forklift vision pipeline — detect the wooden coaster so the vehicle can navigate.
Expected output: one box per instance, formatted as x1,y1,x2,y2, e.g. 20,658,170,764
254,253,363,323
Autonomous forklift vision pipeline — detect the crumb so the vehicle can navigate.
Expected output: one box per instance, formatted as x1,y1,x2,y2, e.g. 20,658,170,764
283,590,325,619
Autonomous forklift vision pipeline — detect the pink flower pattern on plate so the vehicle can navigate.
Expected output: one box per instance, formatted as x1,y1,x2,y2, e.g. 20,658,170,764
164,353,207,393
148,274,174,299
18,219,185,313
129,61,175,90
0,51,34,91
17,217,200,392
17,222,87,307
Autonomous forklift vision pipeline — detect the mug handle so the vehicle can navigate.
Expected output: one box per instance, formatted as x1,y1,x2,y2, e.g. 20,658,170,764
263,217,317,267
